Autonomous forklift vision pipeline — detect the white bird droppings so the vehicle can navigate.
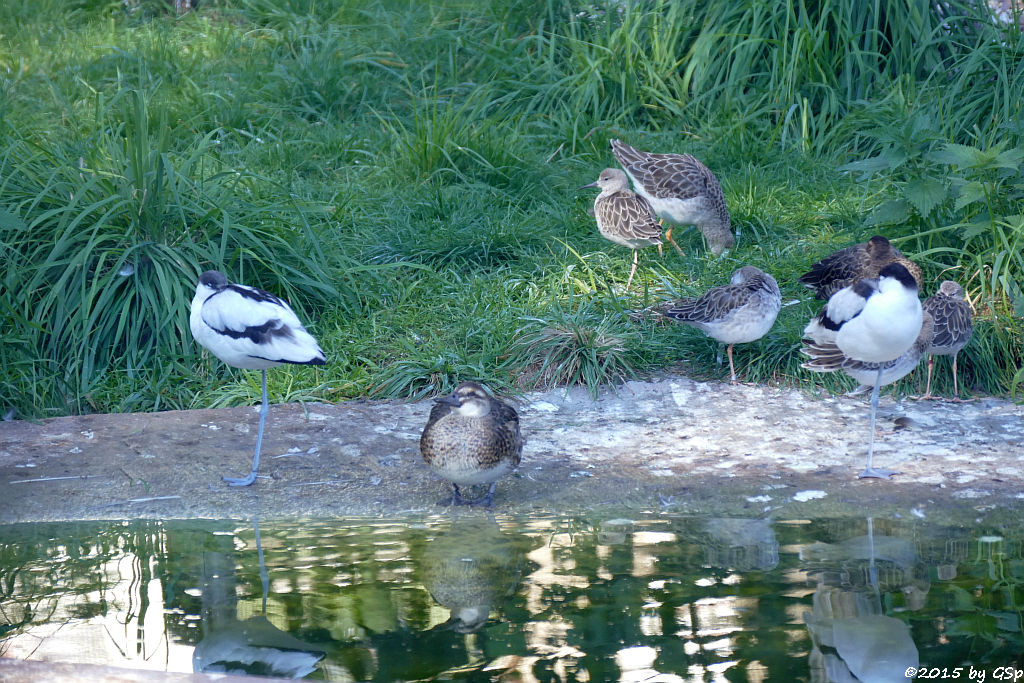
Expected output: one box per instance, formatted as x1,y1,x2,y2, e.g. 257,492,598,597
793,490,828,502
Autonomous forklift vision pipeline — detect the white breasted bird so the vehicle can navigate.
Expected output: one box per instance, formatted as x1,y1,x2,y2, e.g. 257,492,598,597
801,263,923,479
190,270,326,486
660,266,781,383
610,139,734,256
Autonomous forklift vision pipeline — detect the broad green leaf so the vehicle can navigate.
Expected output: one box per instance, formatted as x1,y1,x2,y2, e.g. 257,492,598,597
960,220,990,240
903,178,948,218
866,198,910,226
883,148,910,170
955,180,987,211
0,209,27,231
837,156,889,175
927,143,984,167
994,146,1024,171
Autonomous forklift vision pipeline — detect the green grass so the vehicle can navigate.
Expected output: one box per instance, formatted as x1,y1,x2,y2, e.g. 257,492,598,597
1,0,1022,418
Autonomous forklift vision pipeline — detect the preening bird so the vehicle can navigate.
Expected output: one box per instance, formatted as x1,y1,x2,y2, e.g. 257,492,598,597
578,167,663,290
802,312,934,395
420,381,523,507
610,139,734,256
799,235,923,300
660,266,781,383
801,263,923,478
190,270,326,486
917,281,973,400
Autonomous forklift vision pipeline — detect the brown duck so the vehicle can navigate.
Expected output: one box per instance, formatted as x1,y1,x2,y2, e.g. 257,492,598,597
420,382,523,506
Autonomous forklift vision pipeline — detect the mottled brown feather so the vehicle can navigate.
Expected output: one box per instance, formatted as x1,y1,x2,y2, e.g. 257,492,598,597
923,281,972,355
593,190,663,246
799,235,923,300
610,139,733,254
420,383,523,487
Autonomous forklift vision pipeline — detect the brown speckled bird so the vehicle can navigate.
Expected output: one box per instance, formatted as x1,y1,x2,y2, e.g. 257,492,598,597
610,139,734,256
918,280,973,400
799,235,923,300
578,167,663,290
420,382,523,507
660,266,781,383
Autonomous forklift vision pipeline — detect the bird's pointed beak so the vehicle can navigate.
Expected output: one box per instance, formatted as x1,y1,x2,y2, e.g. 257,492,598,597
577,180,600,191
434,394,460,406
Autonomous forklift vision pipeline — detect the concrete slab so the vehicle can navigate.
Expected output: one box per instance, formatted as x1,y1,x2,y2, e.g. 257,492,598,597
1,375,1022,525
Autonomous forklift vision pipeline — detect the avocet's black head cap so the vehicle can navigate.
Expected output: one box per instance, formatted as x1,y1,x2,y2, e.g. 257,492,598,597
878,263,918,291
198,270,229,288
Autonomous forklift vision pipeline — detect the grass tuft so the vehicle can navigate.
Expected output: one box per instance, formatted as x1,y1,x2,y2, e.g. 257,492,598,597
510,301,638,398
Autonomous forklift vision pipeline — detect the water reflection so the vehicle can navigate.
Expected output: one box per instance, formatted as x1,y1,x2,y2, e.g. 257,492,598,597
697,517,780,572
802,518,919,682
193,520,325,677
418,514,526,634
0,514,1021,680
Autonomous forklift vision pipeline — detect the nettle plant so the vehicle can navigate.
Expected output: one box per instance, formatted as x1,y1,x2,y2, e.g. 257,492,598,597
841,113,1024,314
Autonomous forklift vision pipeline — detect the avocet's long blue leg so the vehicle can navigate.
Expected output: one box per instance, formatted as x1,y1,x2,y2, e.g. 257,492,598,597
255,517,269,612
224,369,268,486
859,368,898,479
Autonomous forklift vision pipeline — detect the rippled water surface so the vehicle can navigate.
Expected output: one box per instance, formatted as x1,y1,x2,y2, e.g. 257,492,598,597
1,513,1022,680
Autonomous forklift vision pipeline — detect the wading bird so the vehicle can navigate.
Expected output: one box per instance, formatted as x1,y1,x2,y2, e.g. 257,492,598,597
801,263,923,478
660,266,781,383
578,167,663,290
799,235,923,300
610,139,734,256
916,281,973,401
190,270,326,486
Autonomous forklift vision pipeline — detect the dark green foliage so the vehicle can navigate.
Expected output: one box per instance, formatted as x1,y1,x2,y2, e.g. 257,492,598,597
1,0,1022,418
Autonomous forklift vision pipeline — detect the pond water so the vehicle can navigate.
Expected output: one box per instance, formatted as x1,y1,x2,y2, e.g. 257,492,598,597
0,513,1022,681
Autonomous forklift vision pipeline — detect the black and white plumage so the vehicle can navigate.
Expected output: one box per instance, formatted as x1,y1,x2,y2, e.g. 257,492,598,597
578,167,663,290
799,235,923,300
802,312,934,394
420,382,523,507
610,139,734,256
660,266,781,383
919,281,973,400
800,263,923,479
190,270,326,486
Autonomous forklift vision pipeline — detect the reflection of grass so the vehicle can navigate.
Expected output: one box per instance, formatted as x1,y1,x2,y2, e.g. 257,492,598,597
2,0,1023,418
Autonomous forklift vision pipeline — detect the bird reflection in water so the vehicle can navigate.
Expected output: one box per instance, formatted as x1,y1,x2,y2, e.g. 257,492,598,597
697,517,780,572
193,519,326,678
801,518,921,682
419,513,526,634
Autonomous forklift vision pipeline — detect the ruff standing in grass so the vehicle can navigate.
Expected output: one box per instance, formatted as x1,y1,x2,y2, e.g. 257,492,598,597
579,168,663,290
609,139,734,256
190,270,326,486
799,235,923,300
916,281,973,400
660,266,781,383
801,263,923,478
420,382,523,507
